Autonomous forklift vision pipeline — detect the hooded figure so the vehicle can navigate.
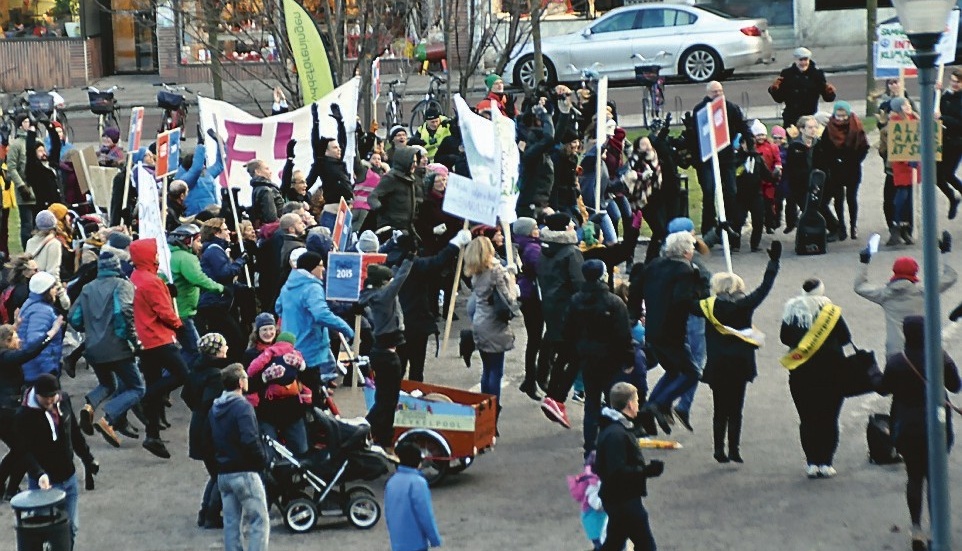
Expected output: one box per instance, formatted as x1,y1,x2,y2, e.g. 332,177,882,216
367,146,423,235
515,105,557,219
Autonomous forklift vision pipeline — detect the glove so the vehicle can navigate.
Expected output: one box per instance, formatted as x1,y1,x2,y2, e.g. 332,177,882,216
449,229,472,248
859,247,871,264
262,364,285,382
166,283,178,298
196,124,205,145
767,240,782,262
311,102,319,123
950,302,962,322
506,264,519,276
330,103,343,121
84,458,99,490
206,128,218,142
85,458,100,476
351,302,366,316
286,139,296,159
433,223,447,236
940,230,952,254
644,459,664,478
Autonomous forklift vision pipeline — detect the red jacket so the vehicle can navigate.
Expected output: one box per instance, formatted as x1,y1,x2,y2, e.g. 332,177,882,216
755,140,782,182
889,113,920,187
130,239,182,350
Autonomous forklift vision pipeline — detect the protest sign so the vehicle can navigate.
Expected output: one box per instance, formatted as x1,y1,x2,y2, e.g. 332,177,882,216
128,107,145,150
454,94,519,223
154,128,181,177
331,198,353,251
876,10,959,70
442,173,500,226
698,96,730,162
887,117,943,162
326,252,387,301
199,78,360,205
136,164,172,281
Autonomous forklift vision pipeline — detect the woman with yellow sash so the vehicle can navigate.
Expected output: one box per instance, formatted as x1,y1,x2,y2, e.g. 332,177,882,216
694,242,780,464
779,278,852,479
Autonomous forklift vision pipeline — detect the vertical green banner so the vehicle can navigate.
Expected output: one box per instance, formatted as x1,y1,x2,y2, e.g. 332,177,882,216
283,0,334,104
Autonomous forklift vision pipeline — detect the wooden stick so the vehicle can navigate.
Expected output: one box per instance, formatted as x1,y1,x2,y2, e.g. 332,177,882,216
500,218,515,268
120,152,133,225
339,331,364,389
352,314,362,391
936,63,945,116
441,220,470,355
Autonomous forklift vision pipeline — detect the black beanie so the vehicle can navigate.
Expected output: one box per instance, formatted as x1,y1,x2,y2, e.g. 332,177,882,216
296,251,324,272
544,212,572,232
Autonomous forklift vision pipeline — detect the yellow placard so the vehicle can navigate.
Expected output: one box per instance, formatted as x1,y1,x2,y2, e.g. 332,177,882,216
887,118,943,162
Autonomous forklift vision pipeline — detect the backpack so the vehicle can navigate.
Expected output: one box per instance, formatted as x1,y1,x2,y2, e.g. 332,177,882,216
867,413,902,465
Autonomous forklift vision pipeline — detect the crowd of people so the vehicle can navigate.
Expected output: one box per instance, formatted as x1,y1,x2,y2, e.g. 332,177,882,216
0,45,959,551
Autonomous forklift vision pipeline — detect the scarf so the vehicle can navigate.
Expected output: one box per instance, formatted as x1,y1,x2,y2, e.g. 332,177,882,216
826,113,868,151
782,282,832,329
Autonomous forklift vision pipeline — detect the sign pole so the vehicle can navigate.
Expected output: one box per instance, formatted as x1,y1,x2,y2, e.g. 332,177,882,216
441,220,470,355
708,100,733,273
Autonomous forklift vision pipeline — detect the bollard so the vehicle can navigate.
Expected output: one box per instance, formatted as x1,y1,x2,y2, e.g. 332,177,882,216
10,489,71,551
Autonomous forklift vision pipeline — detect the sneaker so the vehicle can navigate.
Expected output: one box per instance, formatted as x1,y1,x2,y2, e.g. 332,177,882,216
79,404,95,436
94,418,121,448
806,464,819,479
114,420,139,439
818,465,837,478
571,391,585,405
672,407,693,432
142,438,171,459
540,397,571,429
518,382,542,401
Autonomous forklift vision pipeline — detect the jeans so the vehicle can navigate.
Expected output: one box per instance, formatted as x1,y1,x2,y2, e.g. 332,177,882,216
480,351,505,402
86,358,146,424
601,498,656,551
582,360,616,455
139,343,189,439
18,204,35,248
179,317,201,368
259,419,308,456
893,186,912,225
676,316,706,414
218,471,270,551
649,371,698,409
29,474,79,545
590,212,618,245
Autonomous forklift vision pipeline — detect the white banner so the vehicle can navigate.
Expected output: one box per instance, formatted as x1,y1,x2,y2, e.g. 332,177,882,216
135,163,172,281
877,10,959,69
198,78,361,206
443,173,500,226
453,95,520,223
595,76,609,211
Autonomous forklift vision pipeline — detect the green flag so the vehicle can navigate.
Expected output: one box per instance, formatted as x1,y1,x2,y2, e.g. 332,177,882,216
284,0,334,104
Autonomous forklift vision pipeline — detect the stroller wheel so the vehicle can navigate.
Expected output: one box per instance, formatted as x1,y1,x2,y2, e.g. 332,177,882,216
283,496,318,533
345,488,381,529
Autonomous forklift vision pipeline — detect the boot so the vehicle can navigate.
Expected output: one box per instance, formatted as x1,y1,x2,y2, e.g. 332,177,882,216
849,224,858,240
495,405,502,438
713,417,729,463
886,224,902,247
901,223,915,245
728,416,743,463
837,227,847,242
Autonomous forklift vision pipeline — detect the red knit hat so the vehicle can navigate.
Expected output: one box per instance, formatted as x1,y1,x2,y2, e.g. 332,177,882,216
891,256,920,283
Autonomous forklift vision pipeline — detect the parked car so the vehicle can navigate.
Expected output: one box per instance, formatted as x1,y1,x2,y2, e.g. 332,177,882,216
504,3,775,88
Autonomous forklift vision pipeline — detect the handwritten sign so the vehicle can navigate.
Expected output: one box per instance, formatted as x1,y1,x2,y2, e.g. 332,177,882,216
876,10,959,69
887,118,943,162
443,173,500,226
136,164,172,280
326,252,387,302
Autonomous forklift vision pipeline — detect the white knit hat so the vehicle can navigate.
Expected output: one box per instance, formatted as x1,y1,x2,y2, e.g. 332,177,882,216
29,272,57,295
750,119,767,137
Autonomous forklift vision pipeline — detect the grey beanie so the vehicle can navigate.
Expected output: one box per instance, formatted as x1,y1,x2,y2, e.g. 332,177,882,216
35,210,57,231
107,231,132,250
355,230,380,253
97,251,121,273
512,217,537,237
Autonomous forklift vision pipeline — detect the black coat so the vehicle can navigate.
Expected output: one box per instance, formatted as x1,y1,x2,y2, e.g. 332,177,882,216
780,307,852,384
769,62,835,128
183,355,230,461
941,90,962,146
319,156,354,206
784,138,829,199
515,110,556,218
595,411,661,505
249,177,284,228
15,392,93,484
24,129,62,209
0,336,51,406
637,256,699,345
695,259,778,386
536,229,584,341
399,244,459,336
550,149,580,212
563,279,632,368
819,128,869,190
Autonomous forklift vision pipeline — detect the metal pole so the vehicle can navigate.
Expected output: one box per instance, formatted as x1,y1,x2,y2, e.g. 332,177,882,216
914,43,951,551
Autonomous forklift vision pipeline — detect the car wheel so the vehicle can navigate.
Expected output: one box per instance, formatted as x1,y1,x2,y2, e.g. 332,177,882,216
513,54,557,89
680,46,722,83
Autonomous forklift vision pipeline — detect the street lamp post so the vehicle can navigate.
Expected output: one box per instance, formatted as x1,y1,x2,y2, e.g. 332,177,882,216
891,2,954,550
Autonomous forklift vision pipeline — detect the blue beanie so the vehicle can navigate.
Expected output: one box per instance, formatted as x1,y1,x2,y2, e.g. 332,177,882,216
582,259,606,282
667,217,695,235
306,231,334,258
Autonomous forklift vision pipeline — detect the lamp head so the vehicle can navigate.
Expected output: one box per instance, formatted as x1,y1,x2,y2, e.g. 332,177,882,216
892,0,954,44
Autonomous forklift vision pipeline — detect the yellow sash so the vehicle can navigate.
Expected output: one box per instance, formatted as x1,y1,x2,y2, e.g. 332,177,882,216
779,304,842,370
699,297,762,347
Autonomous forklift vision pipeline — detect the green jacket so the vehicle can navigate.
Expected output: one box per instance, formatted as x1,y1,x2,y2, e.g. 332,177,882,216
169,241,223,318
6,132,31,204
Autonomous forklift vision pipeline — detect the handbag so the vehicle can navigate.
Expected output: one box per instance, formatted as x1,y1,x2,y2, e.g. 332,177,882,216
488,286,520,323
838,342,882,398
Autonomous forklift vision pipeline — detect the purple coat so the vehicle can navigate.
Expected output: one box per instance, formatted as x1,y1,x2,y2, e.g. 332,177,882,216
515,234,541,301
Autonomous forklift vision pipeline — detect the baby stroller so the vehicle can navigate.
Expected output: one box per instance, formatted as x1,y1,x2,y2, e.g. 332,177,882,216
264,408,390,533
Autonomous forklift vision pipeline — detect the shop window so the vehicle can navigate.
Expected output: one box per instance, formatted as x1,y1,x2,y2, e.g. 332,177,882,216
0,0,81,38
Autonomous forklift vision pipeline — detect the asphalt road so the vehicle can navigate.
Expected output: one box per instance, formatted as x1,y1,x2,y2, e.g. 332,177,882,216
7,77,962,551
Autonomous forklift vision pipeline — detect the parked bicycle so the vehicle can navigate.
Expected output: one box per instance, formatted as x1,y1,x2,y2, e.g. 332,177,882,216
18,88,70,141
83,85,123,138
384,79,406,129
632,52,671,129
409,72,447,131
155,82,193,134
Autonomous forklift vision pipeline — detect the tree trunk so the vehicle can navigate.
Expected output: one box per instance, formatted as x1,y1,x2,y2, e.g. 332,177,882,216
529,0,543,92
204,0,224,100
865,0,878,118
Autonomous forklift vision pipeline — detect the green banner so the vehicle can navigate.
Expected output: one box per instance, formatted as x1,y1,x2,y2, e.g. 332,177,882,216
283,0,334,104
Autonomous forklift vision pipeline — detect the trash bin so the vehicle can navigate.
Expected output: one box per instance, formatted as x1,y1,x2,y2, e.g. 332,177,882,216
10,489,71,551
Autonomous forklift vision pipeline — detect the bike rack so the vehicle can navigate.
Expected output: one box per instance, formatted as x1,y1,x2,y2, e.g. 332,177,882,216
673,96,685,126
741,90,751,119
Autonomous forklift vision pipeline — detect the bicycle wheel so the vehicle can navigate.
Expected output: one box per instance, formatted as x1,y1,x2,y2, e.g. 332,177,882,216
385,101,400,129
409,99,441,133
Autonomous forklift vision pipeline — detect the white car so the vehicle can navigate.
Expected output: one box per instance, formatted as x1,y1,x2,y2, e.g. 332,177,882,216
504,3,775,87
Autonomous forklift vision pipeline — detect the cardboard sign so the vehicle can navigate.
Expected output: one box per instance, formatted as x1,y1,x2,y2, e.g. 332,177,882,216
443,173,500,226
154,128,181,177
698,96,731,161
128,107,145,150
326,252,387,302
331,197,352,251
887,118,943,162
136,164,172,280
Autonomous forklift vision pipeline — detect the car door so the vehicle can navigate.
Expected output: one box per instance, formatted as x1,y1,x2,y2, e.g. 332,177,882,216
567,8,643,81
631,7,698,77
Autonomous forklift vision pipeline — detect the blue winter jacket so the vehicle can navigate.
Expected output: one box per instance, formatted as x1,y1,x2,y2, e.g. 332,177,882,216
198,237,245,310
179,144,223,216
385,466,443,551
275,269,354,373
19,294,62,383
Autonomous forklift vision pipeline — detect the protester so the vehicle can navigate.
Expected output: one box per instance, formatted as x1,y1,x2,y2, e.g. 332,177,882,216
15,373,98,546
594,382,664,551
513,217,545,400
209,363,270,551
820,101,869,241
7,115,34,246
246,331,310,456
482,73,517,119
783,115,829,234
97,127,125,168
197,218,248,362
178,144,221,217
878,316,961,551
409,105,451,161
385,441,443,551
310,104,353,228
169,223,223,367
768,47,837,129
2,253,38,322
886,98,920,246
780,278,851,478
17,271,63,385
938,68,962,219
368,146,423,238
243,312,277,366
24,122,63,209
514,100,556,219
247,159,284,229
731,134,774,252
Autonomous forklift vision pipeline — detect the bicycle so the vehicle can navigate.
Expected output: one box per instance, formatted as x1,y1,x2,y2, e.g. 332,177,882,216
18,88,71,141
154,82,193,135
83,85,123,138
409,72,448,131
631,52,671,129
384,79,406,129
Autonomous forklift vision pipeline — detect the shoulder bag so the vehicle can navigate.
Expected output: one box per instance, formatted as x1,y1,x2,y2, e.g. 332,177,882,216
838,342,882,398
